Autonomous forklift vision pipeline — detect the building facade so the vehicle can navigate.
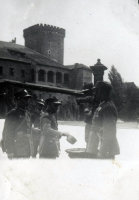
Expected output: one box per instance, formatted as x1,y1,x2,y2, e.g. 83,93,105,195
0,24,94,119
0,24,92,92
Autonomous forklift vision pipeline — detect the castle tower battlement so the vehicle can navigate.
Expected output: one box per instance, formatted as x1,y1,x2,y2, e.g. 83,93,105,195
23,24,65,64
24,24,65,38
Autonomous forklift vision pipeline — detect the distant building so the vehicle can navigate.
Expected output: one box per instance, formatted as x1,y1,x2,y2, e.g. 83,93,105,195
0,24,92,91
0,24,108,119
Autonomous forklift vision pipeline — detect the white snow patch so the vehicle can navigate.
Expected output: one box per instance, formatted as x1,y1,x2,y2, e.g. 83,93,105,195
0,120,139,200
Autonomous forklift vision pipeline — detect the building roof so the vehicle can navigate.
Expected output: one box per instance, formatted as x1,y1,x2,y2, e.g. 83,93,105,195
65,63,91,71
0,41,65,68
0,79,83,96
124,82,137,89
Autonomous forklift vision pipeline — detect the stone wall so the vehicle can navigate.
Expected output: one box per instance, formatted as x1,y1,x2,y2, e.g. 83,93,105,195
31,91,79,120
0,60,31,82
69,64,92,90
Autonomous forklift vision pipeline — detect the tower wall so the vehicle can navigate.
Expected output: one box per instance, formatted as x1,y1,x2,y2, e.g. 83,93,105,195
23,24,65,64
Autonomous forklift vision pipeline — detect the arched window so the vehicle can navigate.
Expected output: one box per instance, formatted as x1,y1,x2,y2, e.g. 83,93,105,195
38,70,45,82
64,73,69,86
56,72,62,84
31,69,35,82
47,71,54,83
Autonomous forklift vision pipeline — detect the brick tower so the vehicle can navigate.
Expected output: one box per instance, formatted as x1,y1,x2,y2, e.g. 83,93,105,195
23,24,65,64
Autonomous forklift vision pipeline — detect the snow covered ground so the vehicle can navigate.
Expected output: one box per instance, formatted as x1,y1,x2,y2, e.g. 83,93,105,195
0,120,139,200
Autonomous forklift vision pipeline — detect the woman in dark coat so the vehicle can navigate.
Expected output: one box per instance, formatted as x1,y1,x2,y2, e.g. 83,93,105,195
87,81,120,159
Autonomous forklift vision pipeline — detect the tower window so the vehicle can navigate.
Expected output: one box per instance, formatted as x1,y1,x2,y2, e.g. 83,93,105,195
9,68,14,76
0,66,3,75
38,70,45,82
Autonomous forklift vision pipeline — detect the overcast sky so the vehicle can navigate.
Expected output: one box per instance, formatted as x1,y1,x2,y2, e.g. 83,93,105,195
0,0,139,85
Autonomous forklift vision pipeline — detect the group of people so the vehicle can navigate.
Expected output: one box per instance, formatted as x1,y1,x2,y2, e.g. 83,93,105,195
1,89,76,159
84,81,120,159
1,80,120,159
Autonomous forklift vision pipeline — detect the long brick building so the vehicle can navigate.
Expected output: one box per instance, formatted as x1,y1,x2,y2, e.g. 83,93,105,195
0,24,107,119
0,24,92,91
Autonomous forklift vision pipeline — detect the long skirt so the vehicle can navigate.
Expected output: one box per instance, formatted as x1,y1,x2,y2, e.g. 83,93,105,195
86,129,99,156
38,135,60,158
14,133,31,158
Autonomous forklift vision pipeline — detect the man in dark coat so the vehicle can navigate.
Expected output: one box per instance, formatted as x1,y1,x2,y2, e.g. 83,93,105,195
2,89,32,159
87,81,120,159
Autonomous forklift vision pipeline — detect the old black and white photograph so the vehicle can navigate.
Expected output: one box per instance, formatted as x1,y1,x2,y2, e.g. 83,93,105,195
0,0,139,199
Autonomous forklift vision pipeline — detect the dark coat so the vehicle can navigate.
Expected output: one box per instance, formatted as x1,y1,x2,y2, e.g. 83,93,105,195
2,108,31,157
93,100,120,157
38,112,61,158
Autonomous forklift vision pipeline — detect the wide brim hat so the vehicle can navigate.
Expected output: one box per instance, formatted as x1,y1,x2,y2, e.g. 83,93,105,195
14,89,32,100
0,92,7,96
36,99,45,106
45,97,62,105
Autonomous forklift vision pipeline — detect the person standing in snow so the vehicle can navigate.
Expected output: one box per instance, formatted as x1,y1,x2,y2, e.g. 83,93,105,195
38,97,77,158
2,89,32,159
87,81,120,159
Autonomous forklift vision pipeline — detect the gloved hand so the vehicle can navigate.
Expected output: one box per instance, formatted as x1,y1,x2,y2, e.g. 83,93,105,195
66,134,77,144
